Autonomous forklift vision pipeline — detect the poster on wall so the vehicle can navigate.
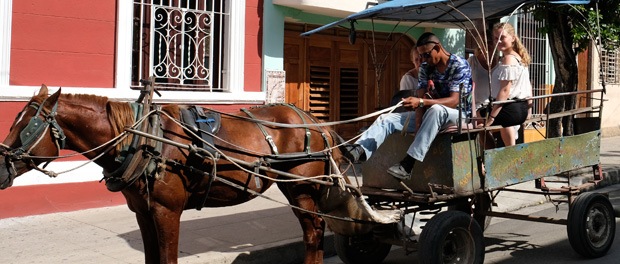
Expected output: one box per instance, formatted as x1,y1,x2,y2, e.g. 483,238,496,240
266,70,286,104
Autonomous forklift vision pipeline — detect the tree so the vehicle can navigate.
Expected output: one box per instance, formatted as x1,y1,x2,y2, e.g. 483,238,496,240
535,0,620,137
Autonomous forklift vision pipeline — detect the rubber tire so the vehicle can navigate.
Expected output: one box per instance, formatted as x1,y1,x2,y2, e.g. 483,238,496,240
567,192,616,258
419,210,485,264
333,232,392,264
449,193,492,231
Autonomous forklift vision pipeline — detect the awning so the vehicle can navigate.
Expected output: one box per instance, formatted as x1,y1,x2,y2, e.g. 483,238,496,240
301,0,590,36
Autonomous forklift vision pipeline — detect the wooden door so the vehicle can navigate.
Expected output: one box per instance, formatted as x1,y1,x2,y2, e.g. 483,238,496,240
284,24,414,139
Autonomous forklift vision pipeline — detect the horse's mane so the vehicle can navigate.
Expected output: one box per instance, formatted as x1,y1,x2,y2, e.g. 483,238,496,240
107,101,134,153
61,93,134,153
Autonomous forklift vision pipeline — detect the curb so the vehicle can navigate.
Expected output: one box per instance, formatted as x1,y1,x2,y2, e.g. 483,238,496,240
567,165,620,192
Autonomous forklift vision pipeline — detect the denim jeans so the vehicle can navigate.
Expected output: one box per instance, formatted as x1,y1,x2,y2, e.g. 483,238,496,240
355,105,462,162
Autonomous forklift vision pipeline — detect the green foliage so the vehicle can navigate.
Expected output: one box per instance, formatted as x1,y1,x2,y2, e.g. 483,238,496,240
571,1,620,52
534,0,620,53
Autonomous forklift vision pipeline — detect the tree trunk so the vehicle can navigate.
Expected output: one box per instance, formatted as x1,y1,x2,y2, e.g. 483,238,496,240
545,11,578,137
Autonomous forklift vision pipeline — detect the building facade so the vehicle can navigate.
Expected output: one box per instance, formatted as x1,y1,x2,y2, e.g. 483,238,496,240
0,0,265,218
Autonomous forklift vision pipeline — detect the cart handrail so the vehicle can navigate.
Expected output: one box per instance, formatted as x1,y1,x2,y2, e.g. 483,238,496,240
491,88,604,105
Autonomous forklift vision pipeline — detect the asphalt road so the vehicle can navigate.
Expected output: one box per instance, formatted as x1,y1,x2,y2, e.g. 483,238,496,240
324,187,620,264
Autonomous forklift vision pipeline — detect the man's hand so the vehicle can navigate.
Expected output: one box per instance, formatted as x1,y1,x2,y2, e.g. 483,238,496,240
401,96,420,109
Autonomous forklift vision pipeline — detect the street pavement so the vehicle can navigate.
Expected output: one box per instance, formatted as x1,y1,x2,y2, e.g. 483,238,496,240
325,184,620,264
1,136,620,264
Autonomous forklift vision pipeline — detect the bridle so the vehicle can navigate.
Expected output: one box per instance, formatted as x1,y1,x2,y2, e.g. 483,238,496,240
0,97,66,177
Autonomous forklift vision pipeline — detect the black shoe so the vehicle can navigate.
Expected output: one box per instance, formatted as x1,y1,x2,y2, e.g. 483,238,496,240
387,163,411,180
343,144,367,163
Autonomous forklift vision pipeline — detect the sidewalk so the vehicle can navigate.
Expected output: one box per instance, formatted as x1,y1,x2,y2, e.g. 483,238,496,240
1,136,619,264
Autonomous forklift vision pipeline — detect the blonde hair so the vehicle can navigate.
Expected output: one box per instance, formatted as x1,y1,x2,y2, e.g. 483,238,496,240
493,23,531,66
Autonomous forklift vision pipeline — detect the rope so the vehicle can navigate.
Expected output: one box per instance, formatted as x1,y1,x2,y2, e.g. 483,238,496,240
214,175,375,223
211,102,403,128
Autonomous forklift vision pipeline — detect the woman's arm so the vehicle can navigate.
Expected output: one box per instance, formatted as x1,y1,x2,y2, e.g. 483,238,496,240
485,55,519,126
485,80,510,126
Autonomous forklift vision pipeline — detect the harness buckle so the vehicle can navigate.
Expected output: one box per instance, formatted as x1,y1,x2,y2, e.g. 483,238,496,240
265,135,279,155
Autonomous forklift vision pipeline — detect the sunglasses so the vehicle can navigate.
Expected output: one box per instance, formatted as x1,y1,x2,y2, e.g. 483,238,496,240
419,42,439,59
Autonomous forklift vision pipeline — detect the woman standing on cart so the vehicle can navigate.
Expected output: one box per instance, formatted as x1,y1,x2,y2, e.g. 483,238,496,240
479,22,533,146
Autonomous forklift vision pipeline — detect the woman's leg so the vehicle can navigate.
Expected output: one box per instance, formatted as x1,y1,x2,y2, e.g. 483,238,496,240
500,127,516,146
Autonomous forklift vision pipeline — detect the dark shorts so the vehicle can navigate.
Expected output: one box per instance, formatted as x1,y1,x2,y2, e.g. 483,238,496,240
479,100,528,127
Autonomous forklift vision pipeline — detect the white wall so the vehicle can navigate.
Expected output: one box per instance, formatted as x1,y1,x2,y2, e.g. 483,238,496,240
591,48,620,137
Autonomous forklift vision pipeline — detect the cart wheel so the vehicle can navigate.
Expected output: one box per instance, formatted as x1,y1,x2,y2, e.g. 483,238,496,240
567,192,616,258
449,193,492,231
419,210,484,264
333,232,392,264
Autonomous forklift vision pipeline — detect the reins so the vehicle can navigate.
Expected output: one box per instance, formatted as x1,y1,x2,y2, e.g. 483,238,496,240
211,102,403,128
4,99,396,182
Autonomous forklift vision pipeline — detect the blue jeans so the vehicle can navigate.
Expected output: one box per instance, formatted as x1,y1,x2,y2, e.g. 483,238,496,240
355,105,462,162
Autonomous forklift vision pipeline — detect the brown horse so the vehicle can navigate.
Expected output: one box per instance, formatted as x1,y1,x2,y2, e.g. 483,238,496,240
0,85,347,264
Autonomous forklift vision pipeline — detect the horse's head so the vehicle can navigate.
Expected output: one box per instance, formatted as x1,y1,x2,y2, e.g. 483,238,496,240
0,85,65,189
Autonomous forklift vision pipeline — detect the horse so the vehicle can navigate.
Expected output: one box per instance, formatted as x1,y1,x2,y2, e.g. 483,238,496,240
0,85,350,264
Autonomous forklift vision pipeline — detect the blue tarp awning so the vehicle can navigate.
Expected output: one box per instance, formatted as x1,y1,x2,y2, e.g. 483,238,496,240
301,0,590,36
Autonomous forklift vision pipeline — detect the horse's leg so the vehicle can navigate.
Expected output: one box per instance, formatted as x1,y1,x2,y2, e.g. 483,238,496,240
124,192,163,264
134,211,162,264
150,204,183,264
278,182,326,264
126,194,182,264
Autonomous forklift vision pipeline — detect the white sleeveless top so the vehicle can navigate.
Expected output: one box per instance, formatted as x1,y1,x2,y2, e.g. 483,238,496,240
491,55,532,100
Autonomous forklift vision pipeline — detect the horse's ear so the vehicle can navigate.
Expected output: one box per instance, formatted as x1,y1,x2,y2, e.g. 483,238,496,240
37,84,49,97
47,87,62,105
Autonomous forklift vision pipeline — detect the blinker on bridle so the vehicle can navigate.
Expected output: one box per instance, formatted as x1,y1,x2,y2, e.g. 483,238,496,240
0,96,66,171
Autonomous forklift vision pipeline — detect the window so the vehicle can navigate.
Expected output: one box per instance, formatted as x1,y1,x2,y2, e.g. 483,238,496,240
601,48,620,85
131,0,227,91
309,66,331,121
339,68,360,121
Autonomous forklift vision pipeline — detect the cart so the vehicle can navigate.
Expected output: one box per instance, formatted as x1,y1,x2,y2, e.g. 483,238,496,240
302,1,616,263
332,112,610,264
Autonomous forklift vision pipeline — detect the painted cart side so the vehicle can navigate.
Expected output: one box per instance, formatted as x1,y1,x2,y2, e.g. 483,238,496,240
485,129,600,190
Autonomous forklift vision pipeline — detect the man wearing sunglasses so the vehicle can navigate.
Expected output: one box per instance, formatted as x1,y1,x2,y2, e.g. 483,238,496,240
344,32,472,180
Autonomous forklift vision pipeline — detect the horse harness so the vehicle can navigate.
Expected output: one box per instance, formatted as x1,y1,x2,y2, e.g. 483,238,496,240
242,103,333,161
180,106,221,155
104,103,164,192
103,101,334,211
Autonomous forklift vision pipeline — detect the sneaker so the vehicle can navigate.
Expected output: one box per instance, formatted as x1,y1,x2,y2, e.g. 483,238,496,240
387,164,411,180
342,144,367,163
